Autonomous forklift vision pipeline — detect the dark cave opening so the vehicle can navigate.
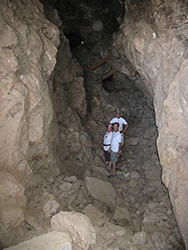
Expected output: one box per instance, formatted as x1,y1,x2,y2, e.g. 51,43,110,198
40,0,124,50
65,31,84,49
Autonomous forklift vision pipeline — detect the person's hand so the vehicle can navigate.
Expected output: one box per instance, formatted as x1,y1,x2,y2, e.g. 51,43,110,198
117,153,120,157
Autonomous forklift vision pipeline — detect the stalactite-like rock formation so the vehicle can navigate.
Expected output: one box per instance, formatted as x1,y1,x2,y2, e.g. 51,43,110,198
114,0,188,247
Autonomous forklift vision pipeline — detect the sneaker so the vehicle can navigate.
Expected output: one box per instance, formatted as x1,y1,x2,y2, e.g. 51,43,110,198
116,168,123,172
108,174,116,178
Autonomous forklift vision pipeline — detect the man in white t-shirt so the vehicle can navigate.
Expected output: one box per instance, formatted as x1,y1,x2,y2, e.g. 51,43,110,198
108,122,121,178
102,124,113,171
110,109,128,146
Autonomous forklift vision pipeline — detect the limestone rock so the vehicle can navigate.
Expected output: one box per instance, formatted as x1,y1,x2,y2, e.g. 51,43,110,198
113,206,132,226
128,179,138,188
82,204,107,227
158,58,188,245
131,171,141,179
143,126,157,139
64,176,77,183
114,1,188,246
0,172,26,230
85,177,117,206
134,35,145,53
50,211,96,250
0,0,60,188
126,137,138,145
68,77,87,118
59,182,73,193
152,232,171,249
25,215,43,232
100,222,126,239
4,231,72,250
143,210,160,225
0,172,26,245
132,231,147,245
43,199,60,218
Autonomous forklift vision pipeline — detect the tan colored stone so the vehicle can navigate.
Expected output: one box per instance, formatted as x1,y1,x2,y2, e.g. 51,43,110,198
126,137,138,145
113,206,132,226
115,3,188,245
100,222,126,239
82,204,108,227
85,177,117,206
51,211,96,250
0,172,26,246
4,231,72,250
43,199,60,218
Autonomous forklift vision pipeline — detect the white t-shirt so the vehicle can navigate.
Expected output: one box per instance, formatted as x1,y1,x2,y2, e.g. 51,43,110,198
110,131,121,152
103,131,112,151
110,117,127,132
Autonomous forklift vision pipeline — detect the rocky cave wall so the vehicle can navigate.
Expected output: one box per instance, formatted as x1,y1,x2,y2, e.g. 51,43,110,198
0,0,94,246
114,0,188,247
0,0,61,246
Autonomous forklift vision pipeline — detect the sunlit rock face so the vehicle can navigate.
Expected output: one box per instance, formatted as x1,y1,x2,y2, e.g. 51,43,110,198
114,0,188,247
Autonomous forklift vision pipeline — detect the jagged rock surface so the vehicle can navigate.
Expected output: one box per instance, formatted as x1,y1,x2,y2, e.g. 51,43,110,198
0,0,61,246
51,211,96,250
114,0,188,247
4,231,72,250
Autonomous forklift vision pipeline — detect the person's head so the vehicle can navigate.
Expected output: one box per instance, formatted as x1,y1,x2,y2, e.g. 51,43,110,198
116,109,121,119
113,122,119,132
107,124,113,132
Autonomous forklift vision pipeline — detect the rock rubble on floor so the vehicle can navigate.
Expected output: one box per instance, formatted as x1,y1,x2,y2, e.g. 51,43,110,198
5,69,183,249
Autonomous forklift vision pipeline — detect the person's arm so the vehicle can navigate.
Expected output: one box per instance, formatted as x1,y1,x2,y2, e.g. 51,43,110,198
121,123,128,133
117,142,121,157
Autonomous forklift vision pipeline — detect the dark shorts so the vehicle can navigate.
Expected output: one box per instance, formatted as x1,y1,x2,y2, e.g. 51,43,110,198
110,150,118,164
104,150,110,161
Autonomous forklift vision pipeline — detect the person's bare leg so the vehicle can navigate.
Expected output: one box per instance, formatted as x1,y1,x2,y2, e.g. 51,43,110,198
112,163,116,176
116,160,122,170
108,161,111,171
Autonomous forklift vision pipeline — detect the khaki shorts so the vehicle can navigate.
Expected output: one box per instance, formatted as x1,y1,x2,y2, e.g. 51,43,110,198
110,150,118,164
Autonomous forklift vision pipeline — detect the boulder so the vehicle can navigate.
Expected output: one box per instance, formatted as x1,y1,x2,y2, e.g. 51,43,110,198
0,172,26,246
50,211,96,250
82,204,108,227
85,177,117,206
4,231,72,250
43,199,60,218
113,206,132,226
